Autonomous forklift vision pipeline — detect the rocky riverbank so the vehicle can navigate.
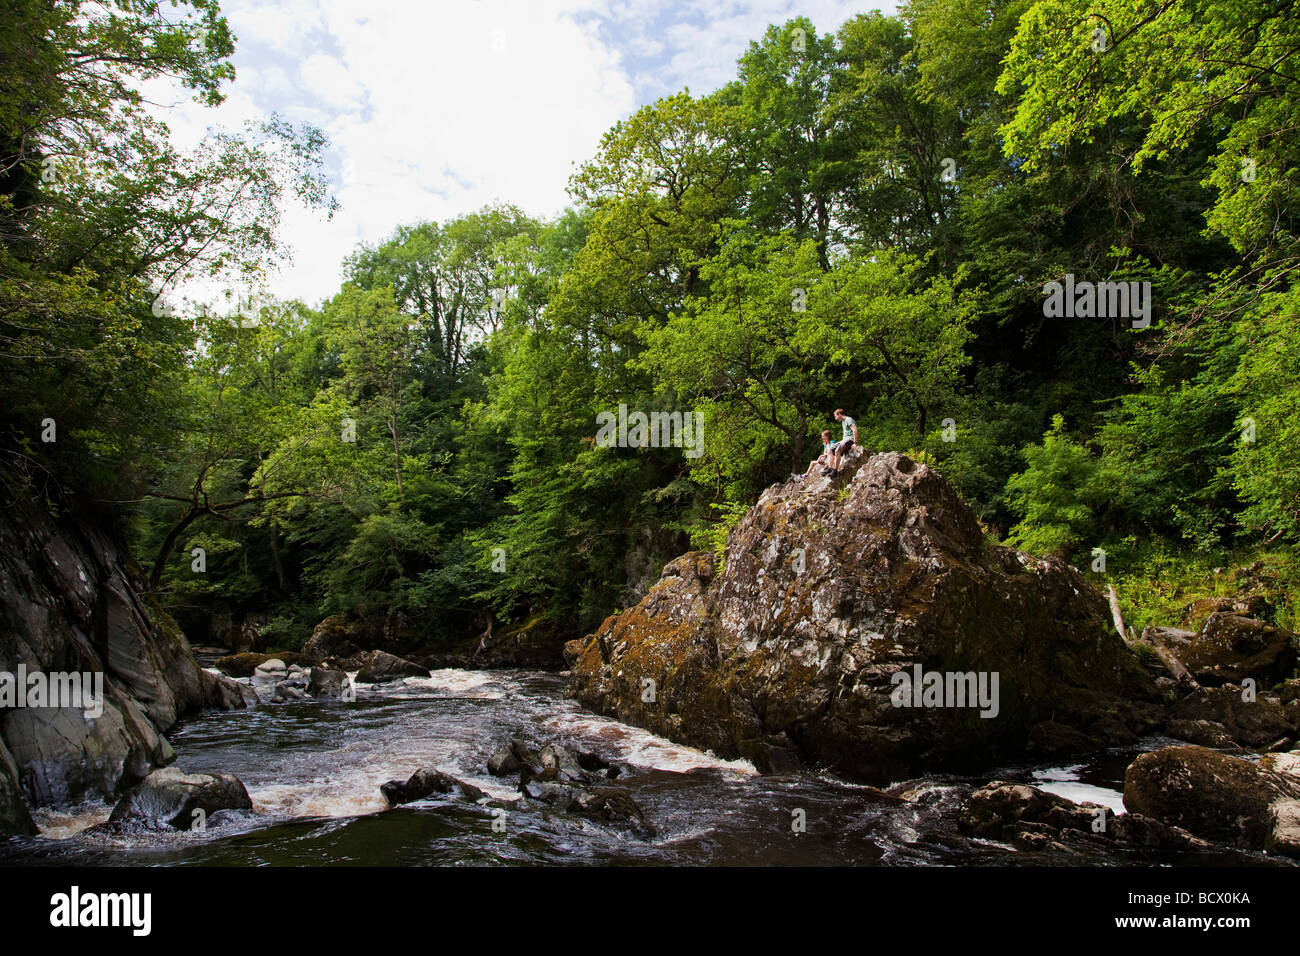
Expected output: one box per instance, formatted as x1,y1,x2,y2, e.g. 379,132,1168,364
0,490,252,835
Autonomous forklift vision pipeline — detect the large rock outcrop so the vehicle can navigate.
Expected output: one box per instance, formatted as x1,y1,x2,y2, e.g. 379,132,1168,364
569,452,1160,783
0,489,250,833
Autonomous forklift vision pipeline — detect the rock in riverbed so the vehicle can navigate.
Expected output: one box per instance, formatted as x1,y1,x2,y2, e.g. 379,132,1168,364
355,650,429,684
570,451,1160,783
481,734,647,833
107,766,252,831
381,768,487,806
307,666,350,699
198,669,259,709
958,781,1226,857
1123,745,1300,854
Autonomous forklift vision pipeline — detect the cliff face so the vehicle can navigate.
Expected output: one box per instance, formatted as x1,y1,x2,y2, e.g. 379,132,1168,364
569,452,1161,783
0,490,246,834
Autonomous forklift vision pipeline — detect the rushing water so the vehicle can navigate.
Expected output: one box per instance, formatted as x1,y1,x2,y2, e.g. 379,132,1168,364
0,668,1269,866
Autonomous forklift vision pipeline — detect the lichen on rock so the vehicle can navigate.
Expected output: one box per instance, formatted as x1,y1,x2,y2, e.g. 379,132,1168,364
569,451,1160,783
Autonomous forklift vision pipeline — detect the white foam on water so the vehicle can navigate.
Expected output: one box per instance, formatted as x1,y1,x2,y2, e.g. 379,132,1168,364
401,669,508,699
1029,763,1125,813
30,801,112,839
1034,780,1125,814
250,779,390,819
541,713,757,775
1031,763,1087,783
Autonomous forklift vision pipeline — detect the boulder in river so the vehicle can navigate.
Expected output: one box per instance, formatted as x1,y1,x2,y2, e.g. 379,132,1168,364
1123,745,1300,854
198,669,259,710
569,452,1160,783
253,658,287,682
307,666,349,699
300,615,365,662
356,650,429,683
487,738,532,777
271,680,308,702
521,775,653,834
213,651,310,679
107,766,253,831
488,735,623,782
381,768,487,806
959,781,1108,838
959,781,1225,857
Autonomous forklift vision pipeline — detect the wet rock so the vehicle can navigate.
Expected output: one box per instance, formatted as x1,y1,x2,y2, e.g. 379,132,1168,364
307,666,349,699
562,638,589,669
540,743,584,773
300,615,364,662
1123,745,1300,852
253,658,287,681
355,650,429,684
487,741,523,777
213,651,310,679
570,452,1160,783
271,681,308,702
1105,813,1218,853
1166,684,1297,749
0,738,35,836
199,669,258,710
381,768,487,806
107,766,252,830
1180,612,1297,686
959,781,1106,837
0,491,247,832
959,781,1219,856
521,776,653,834
3,685,175,807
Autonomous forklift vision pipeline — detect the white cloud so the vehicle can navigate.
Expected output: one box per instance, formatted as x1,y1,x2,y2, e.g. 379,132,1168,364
145,0,897,304
298,53,365,111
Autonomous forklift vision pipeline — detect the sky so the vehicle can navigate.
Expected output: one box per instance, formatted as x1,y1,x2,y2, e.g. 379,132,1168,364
150,0,896,305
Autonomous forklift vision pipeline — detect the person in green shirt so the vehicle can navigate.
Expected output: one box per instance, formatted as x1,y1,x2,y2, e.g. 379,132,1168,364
825,408,858,475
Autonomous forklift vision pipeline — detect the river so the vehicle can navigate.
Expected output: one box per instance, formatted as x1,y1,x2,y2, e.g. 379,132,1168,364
0,668,1256,866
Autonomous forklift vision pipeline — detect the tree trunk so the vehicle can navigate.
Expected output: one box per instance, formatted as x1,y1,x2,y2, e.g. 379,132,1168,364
148,505,203,591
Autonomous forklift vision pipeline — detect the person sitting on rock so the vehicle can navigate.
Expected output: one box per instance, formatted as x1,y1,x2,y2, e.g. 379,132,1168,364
792,430,835,481
826,408,857,475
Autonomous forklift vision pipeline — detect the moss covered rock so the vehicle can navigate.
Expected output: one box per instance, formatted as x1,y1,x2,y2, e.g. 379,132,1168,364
1124,745,1300,853
570,452,1160,783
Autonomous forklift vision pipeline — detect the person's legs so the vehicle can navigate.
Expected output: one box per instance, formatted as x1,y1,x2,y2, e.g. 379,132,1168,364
830,439,853,472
